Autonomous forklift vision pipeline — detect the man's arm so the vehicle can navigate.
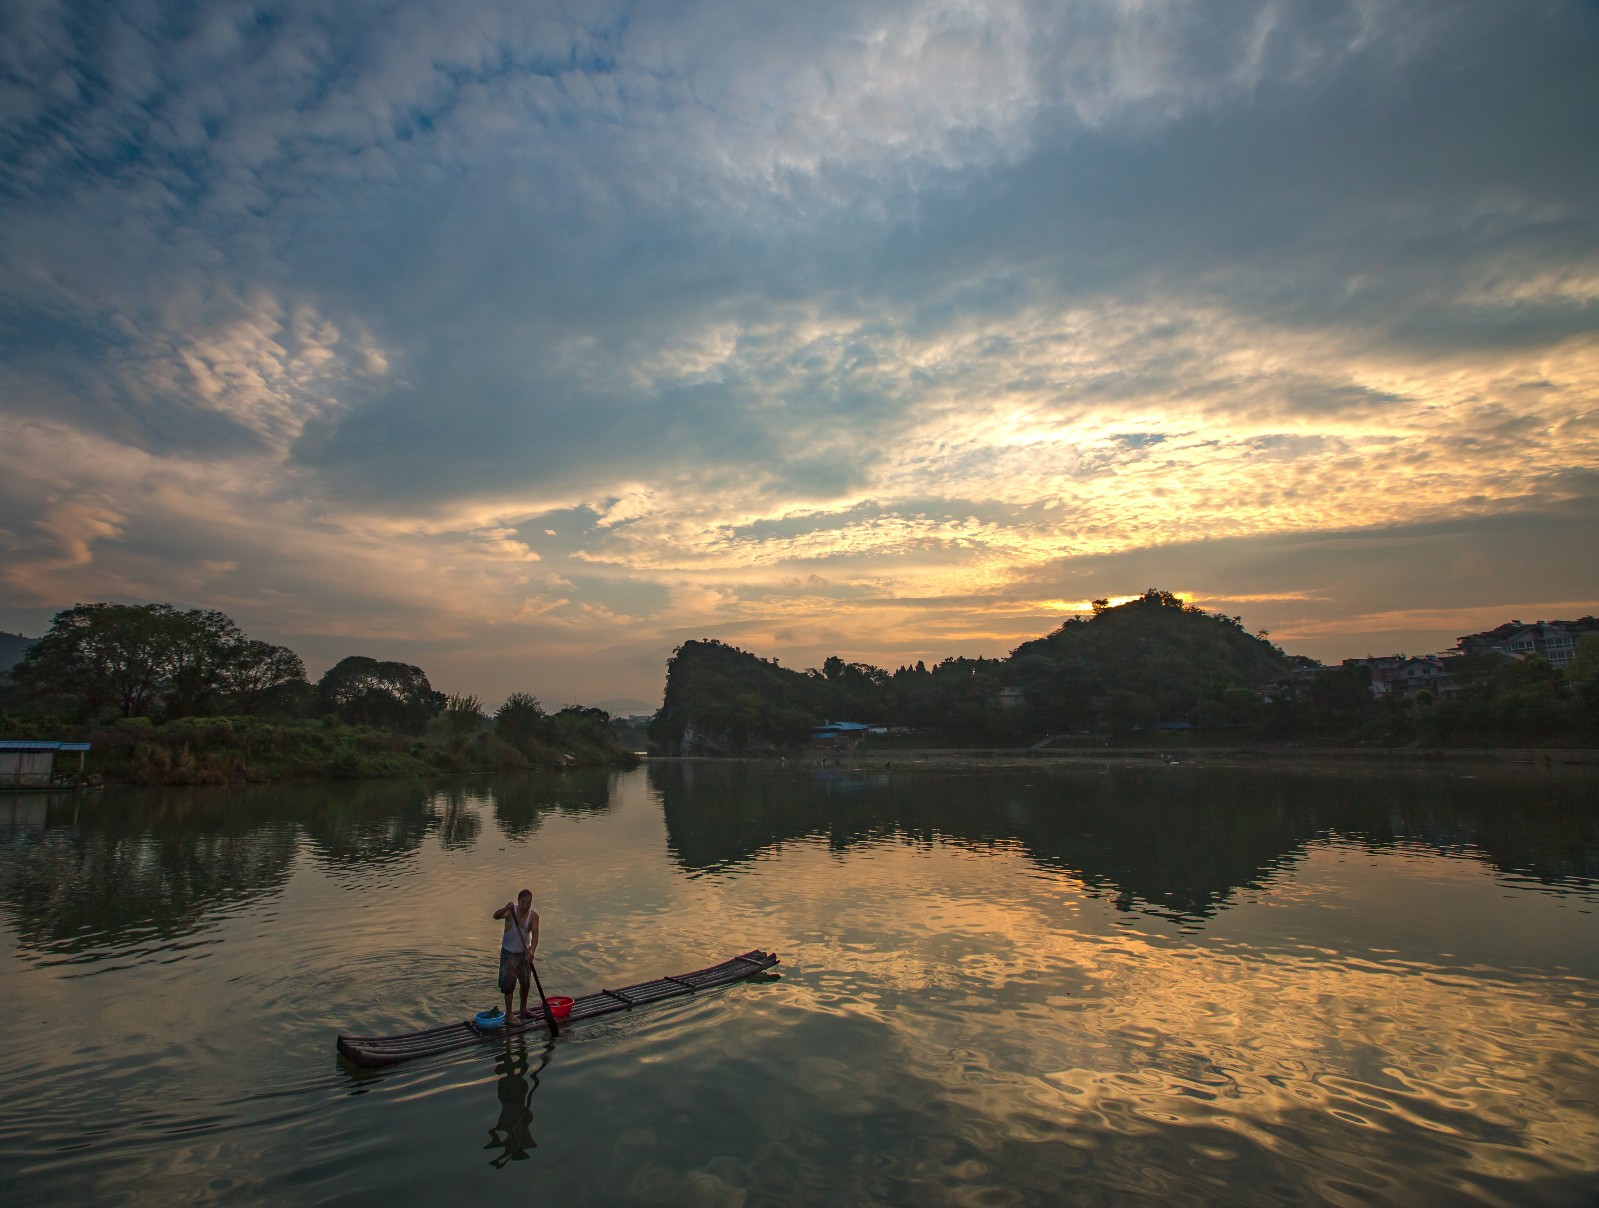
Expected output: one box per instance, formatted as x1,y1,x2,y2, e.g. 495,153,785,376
526,910,540,958
492,901,515,920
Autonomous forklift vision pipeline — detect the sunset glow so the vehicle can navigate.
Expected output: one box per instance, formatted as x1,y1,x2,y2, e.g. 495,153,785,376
2,1,1596,704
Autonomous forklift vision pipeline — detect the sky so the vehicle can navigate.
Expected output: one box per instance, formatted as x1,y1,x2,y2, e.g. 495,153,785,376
1,0,1597,710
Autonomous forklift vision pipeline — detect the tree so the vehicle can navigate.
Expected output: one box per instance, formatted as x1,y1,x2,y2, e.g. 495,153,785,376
549,705,614,752
314,656,445,732
14,603,198,718
1106,689,1157,735
495,693,547,752
1220,685,1264,725
1566,636,1599,737
442,693,488,739
15,604,144,717
11,602,313,721
1492,655,1562,735
219,640,309,715
162,609,246,717
1566,636,1599,694
1299,664,1376,736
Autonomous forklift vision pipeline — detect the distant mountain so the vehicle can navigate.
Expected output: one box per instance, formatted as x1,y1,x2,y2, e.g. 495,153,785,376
593,697,656,718
0,631,34,673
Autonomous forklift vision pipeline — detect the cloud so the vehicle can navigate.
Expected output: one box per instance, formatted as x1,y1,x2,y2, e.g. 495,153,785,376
1,0,1596,700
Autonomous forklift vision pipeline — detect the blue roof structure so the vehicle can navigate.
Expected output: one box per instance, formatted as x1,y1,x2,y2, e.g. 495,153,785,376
0,740,92,752
809,721,877,739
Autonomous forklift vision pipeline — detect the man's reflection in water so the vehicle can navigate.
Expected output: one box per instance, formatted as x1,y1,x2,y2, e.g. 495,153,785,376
485,1037,552,1168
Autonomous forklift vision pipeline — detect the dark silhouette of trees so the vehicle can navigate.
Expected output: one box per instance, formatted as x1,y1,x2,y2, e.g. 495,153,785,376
313,656,445,732
221,640,310,715
493,693,624,764
441,693,488,739
11,603,308,720
494,692,546,750
1,602,634,780
643,590,1585,751
650,640,820,754
649,594,1307,752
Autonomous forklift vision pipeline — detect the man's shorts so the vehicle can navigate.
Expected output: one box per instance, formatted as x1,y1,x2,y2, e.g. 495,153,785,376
498,947,530,995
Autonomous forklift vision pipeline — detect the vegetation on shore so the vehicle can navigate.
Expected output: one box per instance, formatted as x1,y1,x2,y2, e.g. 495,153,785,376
0,603,633,783
651,589,1599,754
8,591,1597,777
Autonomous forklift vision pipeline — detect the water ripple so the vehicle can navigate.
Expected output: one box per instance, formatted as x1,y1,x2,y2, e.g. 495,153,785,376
3,766,1598,1206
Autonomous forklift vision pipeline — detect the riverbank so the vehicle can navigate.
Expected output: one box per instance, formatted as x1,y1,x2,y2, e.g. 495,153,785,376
0,714,635,785
662,745,1599,769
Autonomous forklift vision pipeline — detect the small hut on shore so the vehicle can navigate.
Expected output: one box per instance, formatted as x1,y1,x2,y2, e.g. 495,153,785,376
0,740,91,788
808,721,877,751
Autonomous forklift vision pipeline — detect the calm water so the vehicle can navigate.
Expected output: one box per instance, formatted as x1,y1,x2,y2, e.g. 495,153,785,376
1,760,1597,1206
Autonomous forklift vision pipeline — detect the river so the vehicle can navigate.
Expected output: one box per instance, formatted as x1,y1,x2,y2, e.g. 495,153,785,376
1,759,1596,1205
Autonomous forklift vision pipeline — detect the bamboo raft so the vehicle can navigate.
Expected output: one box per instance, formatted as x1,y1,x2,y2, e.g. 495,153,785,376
336,949,780,1068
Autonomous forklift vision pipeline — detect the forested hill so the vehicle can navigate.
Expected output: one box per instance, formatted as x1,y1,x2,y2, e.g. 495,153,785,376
0,631,33,673
650,640,823,755
650,590,1306,753
1008,589,1305,730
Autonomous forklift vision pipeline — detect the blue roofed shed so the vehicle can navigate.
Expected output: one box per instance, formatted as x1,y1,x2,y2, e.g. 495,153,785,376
0,740,92,788
808,721,877,745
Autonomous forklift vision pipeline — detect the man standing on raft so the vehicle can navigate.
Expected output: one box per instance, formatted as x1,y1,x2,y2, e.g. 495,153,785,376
493,889,539,1020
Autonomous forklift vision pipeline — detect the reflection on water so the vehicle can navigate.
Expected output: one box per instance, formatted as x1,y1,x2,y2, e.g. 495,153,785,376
1,793,53,832
0,792,299,964
0,772,621,965
0,760,1595,1206
657,760,1599,920
485,1038,551,1167
492,771,615,839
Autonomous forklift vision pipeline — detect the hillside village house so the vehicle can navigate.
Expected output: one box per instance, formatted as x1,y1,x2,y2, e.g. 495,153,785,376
1337,615,1597,702
1456,619,1597,668
1342,656,1458,700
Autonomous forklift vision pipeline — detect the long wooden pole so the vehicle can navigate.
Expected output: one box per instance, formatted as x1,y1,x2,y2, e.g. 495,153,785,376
528,957,560,1038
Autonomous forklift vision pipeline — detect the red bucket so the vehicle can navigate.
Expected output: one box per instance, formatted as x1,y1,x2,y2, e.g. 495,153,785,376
544,995,574,1021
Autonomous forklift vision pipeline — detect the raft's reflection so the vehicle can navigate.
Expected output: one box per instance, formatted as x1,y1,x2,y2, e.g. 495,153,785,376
485,1036,552,1168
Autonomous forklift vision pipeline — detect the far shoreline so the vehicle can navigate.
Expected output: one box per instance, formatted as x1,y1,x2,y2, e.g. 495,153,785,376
648,745,1599,769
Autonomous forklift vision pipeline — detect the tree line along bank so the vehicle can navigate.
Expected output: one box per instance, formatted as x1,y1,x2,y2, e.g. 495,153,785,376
6,591,1597,782
650,590,1599,754
0,603,632,783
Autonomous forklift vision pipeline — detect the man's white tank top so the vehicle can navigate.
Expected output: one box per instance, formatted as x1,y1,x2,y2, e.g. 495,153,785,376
502,904,531,953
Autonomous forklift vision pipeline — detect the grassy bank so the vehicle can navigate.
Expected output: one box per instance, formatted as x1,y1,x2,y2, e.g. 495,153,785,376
0,714,635,785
